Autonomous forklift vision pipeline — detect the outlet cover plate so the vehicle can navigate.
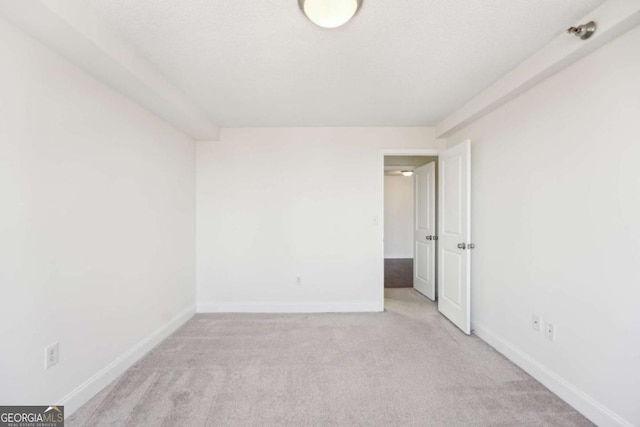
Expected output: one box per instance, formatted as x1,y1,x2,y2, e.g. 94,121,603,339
532,314,541,332
545,323,555,342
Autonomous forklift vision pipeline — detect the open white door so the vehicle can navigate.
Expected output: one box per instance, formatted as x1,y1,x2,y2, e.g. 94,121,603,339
413,162,436,300
438,140,471,334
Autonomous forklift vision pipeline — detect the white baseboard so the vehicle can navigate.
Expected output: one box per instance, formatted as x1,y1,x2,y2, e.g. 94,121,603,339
197,301,383,313
59,305,196,417
473,324,633,427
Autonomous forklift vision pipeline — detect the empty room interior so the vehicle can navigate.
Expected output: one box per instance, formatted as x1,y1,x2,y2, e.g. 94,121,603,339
1,0,639,426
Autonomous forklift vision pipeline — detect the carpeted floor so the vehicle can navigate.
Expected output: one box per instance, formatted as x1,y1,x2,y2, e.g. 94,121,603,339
67,289,593,426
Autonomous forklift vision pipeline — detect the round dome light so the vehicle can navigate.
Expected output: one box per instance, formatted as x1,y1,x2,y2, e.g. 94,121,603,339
298,0,363,29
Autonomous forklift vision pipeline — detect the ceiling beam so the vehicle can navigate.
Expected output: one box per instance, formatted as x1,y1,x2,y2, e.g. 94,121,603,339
435,0,640,139
0,0,220,140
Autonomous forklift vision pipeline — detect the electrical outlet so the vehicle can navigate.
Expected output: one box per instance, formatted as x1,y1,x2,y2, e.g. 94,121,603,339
45,343,59,369
544,323,555,342
296,276,302,286
531,314,541,332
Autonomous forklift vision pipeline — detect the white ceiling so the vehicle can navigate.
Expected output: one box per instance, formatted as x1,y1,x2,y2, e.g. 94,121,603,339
85,0,603,127
384,156,436,176
384,156,435,167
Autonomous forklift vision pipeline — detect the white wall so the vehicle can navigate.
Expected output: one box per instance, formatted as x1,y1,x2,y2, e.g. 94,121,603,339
384,176,414,258
197,128,441,312
447,25,640,427
0,18,196,412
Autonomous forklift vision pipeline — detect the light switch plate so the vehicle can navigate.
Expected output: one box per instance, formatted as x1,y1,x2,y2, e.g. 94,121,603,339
45,343,59,368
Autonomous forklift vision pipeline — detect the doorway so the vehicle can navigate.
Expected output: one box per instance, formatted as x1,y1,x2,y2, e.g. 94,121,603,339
381,143,472,334
383,155,438,297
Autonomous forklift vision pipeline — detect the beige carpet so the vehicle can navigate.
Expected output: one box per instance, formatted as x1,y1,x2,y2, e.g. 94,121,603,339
67,289,592,426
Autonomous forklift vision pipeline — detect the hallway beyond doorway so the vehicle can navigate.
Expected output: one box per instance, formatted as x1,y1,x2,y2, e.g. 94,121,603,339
384,258,413,288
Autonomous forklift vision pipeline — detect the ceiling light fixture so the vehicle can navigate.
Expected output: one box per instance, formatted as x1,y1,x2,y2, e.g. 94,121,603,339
401,171,414,177
298,0,363,29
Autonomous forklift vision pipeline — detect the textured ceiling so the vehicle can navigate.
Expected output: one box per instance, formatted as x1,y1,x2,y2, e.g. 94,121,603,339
384,156,435,167
384,156,436,176
85,0,604,127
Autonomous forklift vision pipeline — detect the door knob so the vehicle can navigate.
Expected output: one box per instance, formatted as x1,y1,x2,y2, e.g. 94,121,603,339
426,235,432,240
457,243,466,250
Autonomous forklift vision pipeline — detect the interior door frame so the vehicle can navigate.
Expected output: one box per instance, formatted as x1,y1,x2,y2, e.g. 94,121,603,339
379,148,442,308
